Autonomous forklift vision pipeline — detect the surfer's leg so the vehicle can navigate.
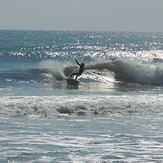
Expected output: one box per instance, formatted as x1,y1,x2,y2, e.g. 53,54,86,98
75,74,80,80
75,71,83,79
70,72,78,78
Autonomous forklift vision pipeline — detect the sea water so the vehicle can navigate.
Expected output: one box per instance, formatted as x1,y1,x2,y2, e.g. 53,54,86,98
0,30,163,162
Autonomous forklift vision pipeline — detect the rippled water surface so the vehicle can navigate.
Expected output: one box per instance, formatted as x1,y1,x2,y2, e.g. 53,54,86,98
0,115,163,162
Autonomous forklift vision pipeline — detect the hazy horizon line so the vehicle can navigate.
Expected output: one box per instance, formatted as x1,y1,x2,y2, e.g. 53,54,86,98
0,28,162,34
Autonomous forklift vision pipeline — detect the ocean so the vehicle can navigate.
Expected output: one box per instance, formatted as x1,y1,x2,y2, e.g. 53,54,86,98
0,30,163,162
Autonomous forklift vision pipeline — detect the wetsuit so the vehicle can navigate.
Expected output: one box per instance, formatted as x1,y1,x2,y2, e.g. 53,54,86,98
70,59,85,80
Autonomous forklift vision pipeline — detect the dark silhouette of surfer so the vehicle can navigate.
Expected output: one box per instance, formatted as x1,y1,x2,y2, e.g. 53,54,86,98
70,58,85,80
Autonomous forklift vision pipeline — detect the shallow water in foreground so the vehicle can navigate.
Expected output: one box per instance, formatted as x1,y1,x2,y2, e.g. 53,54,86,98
0,115,163,163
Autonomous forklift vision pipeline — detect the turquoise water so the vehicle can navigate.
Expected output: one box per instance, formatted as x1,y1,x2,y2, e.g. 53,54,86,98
0,30,163,162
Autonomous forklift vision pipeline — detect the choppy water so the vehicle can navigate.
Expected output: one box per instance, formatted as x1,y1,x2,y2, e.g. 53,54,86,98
0,30,163,162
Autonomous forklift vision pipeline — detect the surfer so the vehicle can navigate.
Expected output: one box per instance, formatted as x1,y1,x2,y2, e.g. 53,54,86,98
70,58,85,80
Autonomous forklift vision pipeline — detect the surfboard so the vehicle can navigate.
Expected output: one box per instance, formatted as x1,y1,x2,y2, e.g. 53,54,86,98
66,78,79,86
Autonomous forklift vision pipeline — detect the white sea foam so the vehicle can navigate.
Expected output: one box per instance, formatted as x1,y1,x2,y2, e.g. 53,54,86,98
0,94,162,117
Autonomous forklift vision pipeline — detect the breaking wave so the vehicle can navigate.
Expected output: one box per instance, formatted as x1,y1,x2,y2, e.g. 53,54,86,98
62,60,163,85
1,59,162,89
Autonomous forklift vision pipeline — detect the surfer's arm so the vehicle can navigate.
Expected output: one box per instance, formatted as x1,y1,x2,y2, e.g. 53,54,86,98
74,58,80,66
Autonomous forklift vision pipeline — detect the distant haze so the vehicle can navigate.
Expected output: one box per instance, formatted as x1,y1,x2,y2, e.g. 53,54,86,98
0,0,163,32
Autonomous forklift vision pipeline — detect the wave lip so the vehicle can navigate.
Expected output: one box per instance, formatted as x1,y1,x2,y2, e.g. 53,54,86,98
0,95,162,117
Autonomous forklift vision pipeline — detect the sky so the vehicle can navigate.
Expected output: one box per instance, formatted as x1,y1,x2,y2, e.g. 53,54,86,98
0,0,163,32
